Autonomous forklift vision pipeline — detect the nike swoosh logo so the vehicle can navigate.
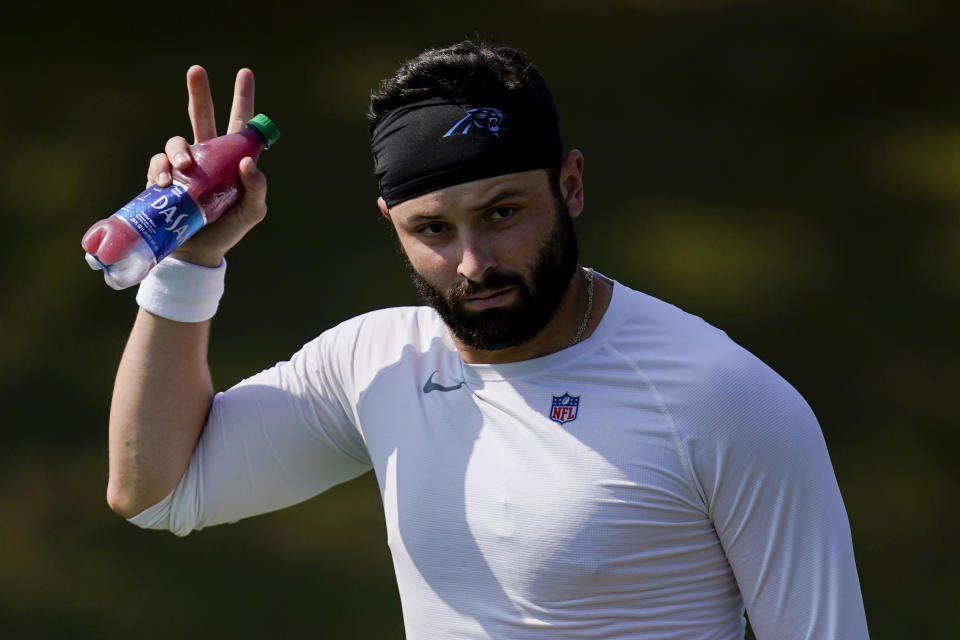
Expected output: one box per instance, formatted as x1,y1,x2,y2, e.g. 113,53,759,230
422,370,465,393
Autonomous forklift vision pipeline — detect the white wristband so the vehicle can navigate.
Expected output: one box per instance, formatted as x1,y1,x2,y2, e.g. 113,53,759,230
136,257,227,323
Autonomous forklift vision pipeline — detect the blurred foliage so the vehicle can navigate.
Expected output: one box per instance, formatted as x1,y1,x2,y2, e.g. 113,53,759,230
0,0,957,637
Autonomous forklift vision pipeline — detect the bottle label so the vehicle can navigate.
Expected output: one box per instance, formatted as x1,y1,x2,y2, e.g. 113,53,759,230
115,182,205,262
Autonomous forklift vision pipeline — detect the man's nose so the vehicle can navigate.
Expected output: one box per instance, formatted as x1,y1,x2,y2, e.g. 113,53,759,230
456,234,496,282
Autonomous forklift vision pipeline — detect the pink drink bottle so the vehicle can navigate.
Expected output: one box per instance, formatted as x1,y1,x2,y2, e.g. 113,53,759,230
82,114,280,289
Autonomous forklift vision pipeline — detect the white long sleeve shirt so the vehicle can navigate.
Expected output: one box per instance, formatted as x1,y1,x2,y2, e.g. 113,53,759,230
131,278,869,639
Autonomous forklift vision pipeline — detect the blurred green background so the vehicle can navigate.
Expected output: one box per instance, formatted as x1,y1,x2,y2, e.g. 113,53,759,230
1,0,957,637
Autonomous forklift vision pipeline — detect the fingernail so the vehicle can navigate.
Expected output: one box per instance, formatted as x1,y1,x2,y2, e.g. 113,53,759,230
175,153,189,166
158,171,171,185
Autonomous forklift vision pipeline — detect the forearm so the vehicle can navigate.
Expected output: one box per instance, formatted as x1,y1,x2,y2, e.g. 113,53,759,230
107,308,214,517
104,65,267,520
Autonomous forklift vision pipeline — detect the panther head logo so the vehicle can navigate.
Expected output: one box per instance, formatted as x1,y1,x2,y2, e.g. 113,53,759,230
442,107,505,138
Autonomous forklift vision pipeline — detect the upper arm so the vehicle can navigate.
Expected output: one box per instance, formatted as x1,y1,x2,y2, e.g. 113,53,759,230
679,346,869,639
129,328,372,536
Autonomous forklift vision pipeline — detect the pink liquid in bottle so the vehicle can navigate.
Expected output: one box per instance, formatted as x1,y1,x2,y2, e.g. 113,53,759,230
82,114,279,289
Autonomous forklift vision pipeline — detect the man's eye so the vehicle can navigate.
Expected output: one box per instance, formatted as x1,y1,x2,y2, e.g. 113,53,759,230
490,207,517,220
418,222,447,237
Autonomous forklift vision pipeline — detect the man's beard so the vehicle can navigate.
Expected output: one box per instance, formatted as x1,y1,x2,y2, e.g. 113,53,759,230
401,203,579,351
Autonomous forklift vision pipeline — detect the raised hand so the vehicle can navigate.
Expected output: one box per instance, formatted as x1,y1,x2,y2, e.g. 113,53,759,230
147,66,269,267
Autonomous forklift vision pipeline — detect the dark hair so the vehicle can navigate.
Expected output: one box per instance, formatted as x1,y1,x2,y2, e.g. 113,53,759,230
368,41,560,138
369,41,565,202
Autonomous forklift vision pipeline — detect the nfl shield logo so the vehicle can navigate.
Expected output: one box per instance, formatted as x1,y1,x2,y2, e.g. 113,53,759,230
550,393,580,424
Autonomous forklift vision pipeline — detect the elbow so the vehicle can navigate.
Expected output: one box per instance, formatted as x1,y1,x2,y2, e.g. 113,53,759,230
106,478,152,519
106,479,187,536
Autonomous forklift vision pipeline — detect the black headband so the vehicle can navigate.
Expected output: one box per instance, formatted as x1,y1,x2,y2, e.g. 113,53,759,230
371,97,562,207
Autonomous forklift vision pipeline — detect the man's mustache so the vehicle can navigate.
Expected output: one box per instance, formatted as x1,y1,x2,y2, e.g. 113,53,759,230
447,270,526,304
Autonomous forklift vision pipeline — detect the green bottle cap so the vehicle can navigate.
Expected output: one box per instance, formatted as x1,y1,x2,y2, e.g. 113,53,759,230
247,114,280,148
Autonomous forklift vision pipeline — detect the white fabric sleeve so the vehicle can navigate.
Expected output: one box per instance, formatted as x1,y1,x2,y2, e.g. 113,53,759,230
128,323,372,536
678,344,869,640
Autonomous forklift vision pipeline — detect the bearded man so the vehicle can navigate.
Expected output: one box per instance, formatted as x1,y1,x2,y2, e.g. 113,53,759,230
106,42,869,640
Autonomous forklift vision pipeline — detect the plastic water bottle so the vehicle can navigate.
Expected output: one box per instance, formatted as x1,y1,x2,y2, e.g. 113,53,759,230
82,114,280,289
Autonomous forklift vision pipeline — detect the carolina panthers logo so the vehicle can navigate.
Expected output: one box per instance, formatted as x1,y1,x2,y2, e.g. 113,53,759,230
442,107,505,138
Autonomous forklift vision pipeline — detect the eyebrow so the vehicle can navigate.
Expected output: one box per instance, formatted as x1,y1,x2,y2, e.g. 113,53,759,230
472,189,527,212
404,189,529,223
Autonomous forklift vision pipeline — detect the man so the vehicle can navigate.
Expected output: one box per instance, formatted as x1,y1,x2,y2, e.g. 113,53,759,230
107,42,869,639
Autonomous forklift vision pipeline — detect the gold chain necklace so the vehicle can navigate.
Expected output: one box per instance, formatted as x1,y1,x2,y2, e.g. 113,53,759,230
569,268,594,346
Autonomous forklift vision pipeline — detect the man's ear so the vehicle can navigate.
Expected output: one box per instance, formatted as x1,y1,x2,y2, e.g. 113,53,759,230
559,150,585,218
378,197,391,220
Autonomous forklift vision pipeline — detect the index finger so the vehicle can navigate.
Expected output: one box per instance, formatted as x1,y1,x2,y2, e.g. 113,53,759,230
187,65,218,142
225,68,255,134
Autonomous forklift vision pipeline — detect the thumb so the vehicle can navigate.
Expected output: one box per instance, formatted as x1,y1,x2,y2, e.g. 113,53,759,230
233,157,268,229
239,157,266,193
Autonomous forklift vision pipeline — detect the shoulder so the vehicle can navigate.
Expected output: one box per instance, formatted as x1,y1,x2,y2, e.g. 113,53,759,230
628,293,827,492
258,306,452,409
604,284,753,392
296,305,452,378
607,282,815,440
607,286,831,512
323,305,445,345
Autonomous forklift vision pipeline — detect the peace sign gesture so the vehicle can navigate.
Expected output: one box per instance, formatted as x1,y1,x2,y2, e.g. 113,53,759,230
147,66,269,267
187,65,255,141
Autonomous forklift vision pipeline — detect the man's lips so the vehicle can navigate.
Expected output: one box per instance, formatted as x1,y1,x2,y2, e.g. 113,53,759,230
461,286,516,310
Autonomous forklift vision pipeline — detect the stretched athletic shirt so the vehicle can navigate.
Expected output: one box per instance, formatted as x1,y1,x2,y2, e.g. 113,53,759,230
131,277,869,639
